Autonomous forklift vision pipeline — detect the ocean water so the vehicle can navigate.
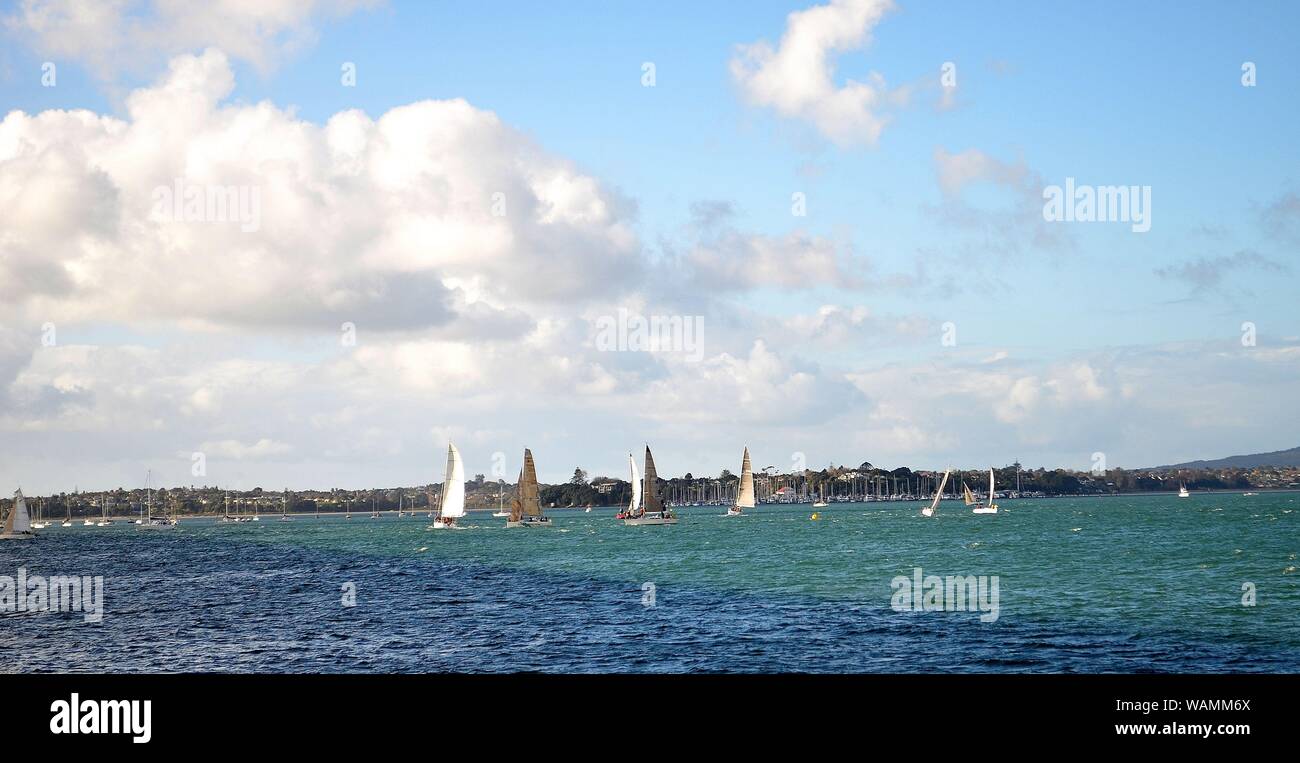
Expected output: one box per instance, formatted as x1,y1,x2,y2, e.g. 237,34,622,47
2,494,1297,673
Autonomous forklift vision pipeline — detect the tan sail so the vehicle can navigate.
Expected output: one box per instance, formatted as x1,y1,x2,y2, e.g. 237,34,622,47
735,447,755,508
643,446,662,514
963,483,976,506
509,469,525,522
519,448,542,517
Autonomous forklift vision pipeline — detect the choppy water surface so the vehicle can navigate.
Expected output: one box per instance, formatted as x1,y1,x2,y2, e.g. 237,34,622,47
3,494,1297,672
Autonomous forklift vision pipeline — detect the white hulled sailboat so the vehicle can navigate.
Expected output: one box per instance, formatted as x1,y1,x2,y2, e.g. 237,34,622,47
492,480,509,517
623,446,677,525
726,447,755,516
1,489,36,540
972,468,999,514
506,449,551,528
922,468,951,517
430,443,466,529
616,453,641,520
1178,482,1190,498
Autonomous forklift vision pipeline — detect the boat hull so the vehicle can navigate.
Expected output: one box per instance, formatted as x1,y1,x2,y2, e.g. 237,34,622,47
972,507,998,514
624,514,678,526
0,532,37,540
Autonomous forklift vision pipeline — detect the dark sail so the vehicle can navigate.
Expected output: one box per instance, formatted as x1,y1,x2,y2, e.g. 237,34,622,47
643,446,662,514
519,448,542,517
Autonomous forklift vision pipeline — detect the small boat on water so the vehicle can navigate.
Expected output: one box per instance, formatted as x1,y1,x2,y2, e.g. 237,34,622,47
1,489,36,540
139,489,177,529
429,443,466,529
492,480,509,517
1178,483,1190,498
31,498,46,530
1242,492,1258,497
280,490,293,521
96,495,113,526
726,447,755,516
972,468,999,514
506,449,552,528
922,468,951,517
623,446,677,526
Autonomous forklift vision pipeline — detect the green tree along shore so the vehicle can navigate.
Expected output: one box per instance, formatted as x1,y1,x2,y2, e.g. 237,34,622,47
5,463,1298,518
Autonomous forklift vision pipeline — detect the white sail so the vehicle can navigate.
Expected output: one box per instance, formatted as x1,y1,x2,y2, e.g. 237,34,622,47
441,443,466,518
5,489,32,534
927,469,951,513
988,468,995,501
735,447,755,508
628,453,641,513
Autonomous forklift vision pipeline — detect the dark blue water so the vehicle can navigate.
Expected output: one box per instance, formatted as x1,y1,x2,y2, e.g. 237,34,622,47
3,495,1297,672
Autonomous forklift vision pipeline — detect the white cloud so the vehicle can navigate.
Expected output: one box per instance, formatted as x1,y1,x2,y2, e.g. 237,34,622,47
198,438,293,460
687,230,860,290
3,0,377,76
0,49,642,335
730,0,900,146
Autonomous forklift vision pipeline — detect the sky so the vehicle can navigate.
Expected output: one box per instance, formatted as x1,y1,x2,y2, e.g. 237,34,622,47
1,0,1298,492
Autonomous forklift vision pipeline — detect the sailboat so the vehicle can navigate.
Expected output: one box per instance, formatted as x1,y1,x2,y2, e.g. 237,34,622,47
623,446,677,525
506,449,552,528
139,482,178,529
429,443,466,529
82,496,95,526
492,480,509,517
280,489,293,521
615,453,641,520
1177,482,1190,498
1,489,36,540
726,447,755,516
31,498,46,530
96,495,113,526
61,497,72,528
972,468,999,514
921,468,951,517
812,483,828,508
221,492,235,522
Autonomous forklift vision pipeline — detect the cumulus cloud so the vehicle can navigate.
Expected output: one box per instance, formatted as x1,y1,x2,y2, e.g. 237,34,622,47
0,49,642,335
730,0,901,146
3,0,377,76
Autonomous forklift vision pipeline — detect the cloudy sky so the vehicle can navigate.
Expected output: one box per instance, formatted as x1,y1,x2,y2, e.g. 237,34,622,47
1,0,1298,493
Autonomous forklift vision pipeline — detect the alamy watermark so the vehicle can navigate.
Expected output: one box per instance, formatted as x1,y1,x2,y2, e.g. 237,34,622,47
0,567,104,623
890,566,1000,623
595,308,703,361
1042,177,1151,233
151,178,262,232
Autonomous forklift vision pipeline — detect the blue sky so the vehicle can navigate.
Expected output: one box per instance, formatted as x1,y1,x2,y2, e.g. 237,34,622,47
1,1,1298,490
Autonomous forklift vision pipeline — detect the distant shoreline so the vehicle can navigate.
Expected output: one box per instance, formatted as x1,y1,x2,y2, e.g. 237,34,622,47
27,487,1298,522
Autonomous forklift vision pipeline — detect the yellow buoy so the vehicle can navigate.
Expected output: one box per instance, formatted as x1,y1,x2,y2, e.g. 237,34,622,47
810,512,820,520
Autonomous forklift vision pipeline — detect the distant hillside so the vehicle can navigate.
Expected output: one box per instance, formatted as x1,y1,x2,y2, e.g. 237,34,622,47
1152,445,1300,470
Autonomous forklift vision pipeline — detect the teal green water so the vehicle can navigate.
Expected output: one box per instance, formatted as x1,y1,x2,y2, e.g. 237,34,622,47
6,492,1297,672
